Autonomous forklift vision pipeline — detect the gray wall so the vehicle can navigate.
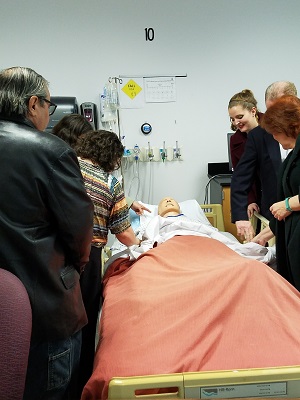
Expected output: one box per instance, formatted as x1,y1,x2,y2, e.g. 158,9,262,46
1,0,299,204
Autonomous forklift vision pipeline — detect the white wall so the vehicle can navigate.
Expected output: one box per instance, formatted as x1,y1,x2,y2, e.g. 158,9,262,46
1,0,300,204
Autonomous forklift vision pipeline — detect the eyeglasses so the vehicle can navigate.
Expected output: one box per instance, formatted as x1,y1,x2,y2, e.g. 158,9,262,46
39,97,57,116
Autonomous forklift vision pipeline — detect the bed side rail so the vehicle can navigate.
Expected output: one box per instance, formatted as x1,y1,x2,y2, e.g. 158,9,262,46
199,203,225,231
251,211,275,246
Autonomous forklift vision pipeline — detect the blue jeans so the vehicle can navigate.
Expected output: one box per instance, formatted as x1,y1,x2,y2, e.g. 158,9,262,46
23,330,82,400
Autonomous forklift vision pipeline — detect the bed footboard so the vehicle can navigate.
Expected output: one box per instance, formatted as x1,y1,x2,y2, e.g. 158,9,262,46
108,365,300,399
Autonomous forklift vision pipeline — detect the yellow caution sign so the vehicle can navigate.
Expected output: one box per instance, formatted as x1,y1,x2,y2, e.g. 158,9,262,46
122,79,142,99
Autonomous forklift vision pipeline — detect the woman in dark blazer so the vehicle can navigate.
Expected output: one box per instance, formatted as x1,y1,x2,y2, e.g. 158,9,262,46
253,95,300,290
228,89,263,217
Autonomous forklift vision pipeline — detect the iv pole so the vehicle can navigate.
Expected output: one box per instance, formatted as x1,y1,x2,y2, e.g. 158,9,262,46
108,77,124,190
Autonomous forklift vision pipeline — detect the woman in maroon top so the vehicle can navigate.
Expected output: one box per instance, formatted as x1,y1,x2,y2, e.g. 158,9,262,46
228,89,263,218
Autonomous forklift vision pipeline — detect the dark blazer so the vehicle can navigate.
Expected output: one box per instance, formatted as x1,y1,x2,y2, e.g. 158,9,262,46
270,136,300,290
230,130,260,205
230,125,281,222
0,118,94,342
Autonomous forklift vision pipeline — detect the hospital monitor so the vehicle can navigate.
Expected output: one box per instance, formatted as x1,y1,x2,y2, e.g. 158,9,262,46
45,96,78,133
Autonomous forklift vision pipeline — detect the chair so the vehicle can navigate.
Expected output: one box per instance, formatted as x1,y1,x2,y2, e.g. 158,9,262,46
0,268,32,400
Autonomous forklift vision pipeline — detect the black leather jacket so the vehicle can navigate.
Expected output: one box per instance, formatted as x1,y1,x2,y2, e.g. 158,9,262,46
0,117,94,342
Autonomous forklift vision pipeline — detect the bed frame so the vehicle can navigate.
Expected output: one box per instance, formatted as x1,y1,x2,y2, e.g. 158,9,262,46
108,365,300,399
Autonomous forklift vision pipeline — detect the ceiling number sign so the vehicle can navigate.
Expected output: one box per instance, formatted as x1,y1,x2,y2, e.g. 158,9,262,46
145,28,154,41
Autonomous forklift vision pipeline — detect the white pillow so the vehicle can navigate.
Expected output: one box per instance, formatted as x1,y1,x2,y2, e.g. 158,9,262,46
179,199,210,225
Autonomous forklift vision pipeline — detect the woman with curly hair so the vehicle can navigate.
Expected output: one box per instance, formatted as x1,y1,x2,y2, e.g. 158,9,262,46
75,130,140,397
76,129,141,248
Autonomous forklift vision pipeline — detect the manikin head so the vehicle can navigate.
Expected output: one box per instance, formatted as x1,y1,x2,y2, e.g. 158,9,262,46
158,197,181,217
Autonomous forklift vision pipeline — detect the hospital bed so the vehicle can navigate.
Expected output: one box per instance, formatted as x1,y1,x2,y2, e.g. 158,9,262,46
82,201,293,400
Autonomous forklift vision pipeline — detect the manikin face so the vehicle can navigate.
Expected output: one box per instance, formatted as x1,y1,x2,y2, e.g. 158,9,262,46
228,105,258,133
158,197,180,217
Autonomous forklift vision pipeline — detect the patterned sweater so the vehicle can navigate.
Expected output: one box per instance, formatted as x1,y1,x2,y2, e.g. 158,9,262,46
78,159,130,247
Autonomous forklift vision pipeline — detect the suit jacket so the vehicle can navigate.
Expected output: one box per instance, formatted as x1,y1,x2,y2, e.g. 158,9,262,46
230,125,281,222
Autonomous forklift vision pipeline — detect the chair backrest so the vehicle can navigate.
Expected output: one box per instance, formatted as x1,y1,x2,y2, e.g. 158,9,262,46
0,268,32,400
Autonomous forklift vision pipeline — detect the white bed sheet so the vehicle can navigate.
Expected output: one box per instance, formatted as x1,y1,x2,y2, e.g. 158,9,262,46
106,200,276,271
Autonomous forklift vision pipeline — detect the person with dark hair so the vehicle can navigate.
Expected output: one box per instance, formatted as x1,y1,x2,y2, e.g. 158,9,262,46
228,89,262,219
52,113,93,147
252,95,300,291
230,81,297,242
0,66,94,399
75,130,140,396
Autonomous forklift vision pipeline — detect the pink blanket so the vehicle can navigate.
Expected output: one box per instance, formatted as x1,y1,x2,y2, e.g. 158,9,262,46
82,236,300,400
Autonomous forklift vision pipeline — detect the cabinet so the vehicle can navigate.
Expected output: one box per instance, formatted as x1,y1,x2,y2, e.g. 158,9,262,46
208,175,240,240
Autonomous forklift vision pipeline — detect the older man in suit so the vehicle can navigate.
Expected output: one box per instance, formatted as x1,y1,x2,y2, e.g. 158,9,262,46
230,81,297,241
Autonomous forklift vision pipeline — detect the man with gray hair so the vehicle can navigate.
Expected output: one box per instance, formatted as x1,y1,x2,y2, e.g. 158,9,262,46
230,81,298,242
0,66,93,399
265,81,297,108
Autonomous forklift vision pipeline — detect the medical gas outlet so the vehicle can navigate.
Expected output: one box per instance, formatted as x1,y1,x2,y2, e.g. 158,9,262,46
123,144,182,162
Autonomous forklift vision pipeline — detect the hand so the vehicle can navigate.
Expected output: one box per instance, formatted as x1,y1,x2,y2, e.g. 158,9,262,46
131,201,151,216
247,202,260,219
235,220,255,242
270,200,291,221
251,226,274,247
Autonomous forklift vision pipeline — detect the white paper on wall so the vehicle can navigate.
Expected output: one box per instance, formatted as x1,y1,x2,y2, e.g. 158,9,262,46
144,76,176,103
